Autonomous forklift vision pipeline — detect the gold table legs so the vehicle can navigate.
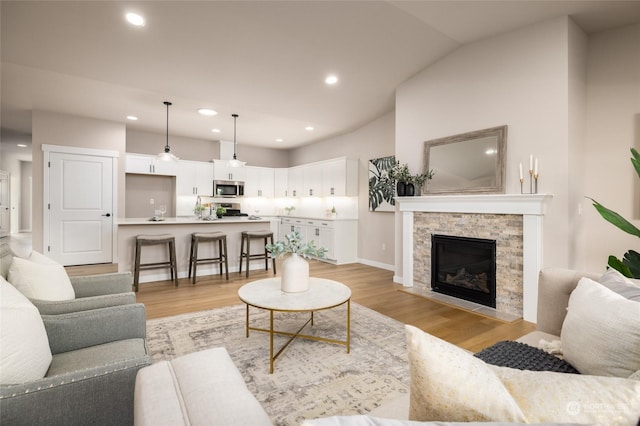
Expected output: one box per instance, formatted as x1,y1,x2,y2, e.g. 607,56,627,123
244,300,351,374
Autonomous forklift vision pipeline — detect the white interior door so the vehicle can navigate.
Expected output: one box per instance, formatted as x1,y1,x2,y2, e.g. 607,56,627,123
0,171,10,238
48,152,114,265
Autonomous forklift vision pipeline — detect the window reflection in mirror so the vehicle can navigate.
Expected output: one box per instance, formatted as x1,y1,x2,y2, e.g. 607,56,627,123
424,126,507,194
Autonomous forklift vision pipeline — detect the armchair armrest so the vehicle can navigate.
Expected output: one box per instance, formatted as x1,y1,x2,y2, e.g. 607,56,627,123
32,292,136,315
69,272,133,297
43,303,147,355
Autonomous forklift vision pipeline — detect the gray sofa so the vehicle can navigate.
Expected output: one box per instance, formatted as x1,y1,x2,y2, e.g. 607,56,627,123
0,242,135,314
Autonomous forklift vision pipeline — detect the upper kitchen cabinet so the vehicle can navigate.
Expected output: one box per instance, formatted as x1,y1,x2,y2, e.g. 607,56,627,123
126,153,178,176
176,160,214,196
274,168,289,197
302,163,322,197
322,158,358,196
287,166,303,197
244,166,274,197
212,160,246,182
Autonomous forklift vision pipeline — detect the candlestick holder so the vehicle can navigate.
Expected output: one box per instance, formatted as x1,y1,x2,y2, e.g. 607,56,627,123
520,172,540,194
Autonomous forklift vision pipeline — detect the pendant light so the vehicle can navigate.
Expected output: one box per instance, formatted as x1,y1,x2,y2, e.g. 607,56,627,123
156,101,179,162
228,113,246,167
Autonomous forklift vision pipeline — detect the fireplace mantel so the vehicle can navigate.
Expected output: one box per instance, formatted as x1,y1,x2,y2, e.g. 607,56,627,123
398,194,553,323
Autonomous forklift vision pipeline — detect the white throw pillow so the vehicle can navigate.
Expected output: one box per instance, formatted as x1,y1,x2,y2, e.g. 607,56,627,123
405,325,640,425
492,366,640,424
405,325,527,422
598,269,640,301
561,277,640,378
0,276,52,384
7,251,75,301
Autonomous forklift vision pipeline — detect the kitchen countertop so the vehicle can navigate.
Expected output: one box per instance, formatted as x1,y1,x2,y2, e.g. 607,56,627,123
118,217,272,225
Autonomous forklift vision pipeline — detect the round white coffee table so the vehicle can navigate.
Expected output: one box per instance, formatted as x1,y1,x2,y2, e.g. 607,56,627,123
238,277,351,373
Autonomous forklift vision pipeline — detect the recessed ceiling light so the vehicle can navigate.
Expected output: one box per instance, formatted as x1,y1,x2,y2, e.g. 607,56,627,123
211,128,221,133
305,126,314,131
485,148,497,155
17,144,27,148
126,115,138,121
325,75,338,85
125,12,145,27
198,108,218,116
275,138,283,142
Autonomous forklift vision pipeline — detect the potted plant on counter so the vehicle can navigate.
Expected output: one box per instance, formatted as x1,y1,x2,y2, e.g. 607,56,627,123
266,231,327,292
215,206,226,219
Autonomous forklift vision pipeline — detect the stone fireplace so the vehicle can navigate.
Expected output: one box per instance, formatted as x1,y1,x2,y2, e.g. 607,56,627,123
398,194,552,323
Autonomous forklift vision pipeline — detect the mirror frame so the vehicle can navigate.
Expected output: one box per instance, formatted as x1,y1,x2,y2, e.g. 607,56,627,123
423,125,507,195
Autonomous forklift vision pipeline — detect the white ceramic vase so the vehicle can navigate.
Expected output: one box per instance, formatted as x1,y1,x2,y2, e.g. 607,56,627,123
281,253,310,293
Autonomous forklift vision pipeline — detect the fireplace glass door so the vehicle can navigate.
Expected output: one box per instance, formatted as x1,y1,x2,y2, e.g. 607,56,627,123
431,234,496,308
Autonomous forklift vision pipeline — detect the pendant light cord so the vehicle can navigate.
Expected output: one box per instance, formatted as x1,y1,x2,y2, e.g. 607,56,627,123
164,101,172,153
232,113,239,160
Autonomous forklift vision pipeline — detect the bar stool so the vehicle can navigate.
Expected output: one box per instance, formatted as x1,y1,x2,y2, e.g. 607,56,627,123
188,231,229,284
133,234,178,292
239,230,276,278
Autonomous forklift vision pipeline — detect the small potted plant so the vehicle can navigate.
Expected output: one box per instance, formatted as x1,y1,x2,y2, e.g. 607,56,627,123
284,206,295,216
412,169,436,195
215,206,226,219
389,161,413,196
266,231,327,292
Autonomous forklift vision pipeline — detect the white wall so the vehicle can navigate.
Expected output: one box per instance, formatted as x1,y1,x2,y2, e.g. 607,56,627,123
289,112,396,269
31,110,127,251
580,23,640,271
395,17,575,280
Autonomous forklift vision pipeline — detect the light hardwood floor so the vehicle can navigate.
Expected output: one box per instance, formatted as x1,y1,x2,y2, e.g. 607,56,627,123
123,261,535,353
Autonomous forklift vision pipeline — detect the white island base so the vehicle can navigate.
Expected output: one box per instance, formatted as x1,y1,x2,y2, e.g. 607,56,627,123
118,217,276,285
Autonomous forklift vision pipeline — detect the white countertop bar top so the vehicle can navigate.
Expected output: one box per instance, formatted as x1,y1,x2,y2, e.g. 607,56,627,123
118,217,272,225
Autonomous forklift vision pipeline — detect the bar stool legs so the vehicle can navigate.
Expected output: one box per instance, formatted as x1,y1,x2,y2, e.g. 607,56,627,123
239,230,276,278
133,234,178,292
188,232,229,284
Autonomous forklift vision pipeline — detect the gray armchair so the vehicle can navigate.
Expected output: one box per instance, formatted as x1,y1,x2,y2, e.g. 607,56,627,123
0,303,151,426
0,242,136,314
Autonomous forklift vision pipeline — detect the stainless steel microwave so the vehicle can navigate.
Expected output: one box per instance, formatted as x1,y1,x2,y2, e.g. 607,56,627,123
214,180,244,197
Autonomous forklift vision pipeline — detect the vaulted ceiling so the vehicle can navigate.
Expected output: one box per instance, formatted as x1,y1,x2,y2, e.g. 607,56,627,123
2,1,639,151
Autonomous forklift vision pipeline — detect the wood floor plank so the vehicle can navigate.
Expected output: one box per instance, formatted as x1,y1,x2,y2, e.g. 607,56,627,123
134,260,535,352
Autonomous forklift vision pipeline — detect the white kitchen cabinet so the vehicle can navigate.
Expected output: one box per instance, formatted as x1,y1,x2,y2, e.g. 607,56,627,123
126,153,178,176
274,168,289,197
213,160,246,182
244,166,274,197
287,166,303,197
321,158,358,196
302,163,322,197
279,217,357,264
176,160,213,196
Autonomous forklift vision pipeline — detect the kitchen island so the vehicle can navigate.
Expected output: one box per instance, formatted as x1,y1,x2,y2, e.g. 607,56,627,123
118,217,277,285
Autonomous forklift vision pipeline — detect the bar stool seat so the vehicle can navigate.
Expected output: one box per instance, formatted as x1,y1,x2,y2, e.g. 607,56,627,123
239,230,276,278
188,231,229,284
134,234,178,292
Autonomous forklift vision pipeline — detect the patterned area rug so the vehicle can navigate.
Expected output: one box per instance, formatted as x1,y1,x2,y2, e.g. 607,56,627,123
146,302,409,425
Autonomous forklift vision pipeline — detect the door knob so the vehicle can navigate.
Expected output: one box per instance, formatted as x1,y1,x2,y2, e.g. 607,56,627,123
102,213,111,217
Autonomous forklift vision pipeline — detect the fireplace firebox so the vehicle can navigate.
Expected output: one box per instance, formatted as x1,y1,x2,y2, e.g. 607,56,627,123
431,234,496,308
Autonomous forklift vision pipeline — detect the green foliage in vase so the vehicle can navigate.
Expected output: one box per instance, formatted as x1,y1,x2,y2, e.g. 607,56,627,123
265,230,328,259
588,147,640,278
369,156,397,211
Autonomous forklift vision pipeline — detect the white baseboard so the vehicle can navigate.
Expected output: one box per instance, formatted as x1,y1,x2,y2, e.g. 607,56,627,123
357,258,394,271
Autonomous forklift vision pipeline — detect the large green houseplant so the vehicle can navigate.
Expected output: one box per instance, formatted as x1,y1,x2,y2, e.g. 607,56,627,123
588,147,640,278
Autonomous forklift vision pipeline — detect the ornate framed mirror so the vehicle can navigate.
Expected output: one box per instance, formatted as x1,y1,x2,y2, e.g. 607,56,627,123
423,125,507,194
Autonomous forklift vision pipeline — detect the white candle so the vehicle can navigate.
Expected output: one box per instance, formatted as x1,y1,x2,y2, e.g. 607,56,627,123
519,163,523,180
529,155,533,172
534,158,538,175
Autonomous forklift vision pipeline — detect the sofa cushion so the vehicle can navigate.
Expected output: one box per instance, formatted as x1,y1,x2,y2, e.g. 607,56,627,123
0,276,53,384
406,325,640,425
598,269,640,301
7,251,75,301
405,325,527,422
561,277,640,378
492,365,640,424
